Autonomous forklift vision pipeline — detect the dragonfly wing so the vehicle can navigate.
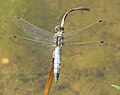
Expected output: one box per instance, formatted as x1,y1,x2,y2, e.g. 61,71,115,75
12,16,54,41
64,20,106,42
64,40,104,47
9,35,54,47
62,40,104,57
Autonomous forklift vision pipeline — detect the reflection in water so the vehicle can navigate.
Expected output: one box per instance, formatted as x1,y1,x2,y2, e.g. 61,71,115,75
1,58,10,64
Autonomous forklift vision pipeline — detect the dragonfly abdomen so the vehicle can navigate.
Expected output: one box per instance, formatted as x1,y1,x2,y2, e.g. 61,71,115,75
54,46,61,82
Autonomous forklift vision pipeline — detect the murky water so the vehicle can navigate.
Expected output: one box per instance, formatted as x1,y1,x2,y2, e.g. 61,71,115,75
0,0,120,95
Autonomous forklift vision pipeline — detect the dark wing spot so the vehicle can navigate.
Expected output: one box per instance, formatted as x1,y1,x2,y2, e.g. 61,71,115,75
99,20,102,22
100,40,104,43
16,16,20,19
13,35,17,38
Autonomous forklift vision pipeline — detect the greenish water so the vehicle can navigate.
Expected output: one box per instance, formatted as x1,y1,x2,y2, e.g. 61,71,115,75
0,0,120,95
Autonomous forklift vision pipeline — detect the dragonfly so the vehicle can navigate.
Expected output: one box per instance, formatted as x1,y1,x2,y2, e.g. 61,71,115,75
9,7,106,95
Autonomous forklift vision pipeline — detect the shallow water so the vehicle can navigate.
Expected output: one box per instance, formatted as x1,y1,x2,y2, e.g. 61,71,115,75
0,0,120,95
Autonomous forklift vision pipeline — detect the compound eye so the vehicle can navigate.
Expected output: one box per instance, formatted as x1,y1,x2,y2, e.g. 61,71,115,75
57,27,60,31
55,27,60,32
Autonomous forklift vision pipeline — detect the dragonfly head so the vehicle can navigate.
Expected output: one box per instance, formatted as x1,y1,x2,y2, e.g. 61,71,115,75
55,25,64,33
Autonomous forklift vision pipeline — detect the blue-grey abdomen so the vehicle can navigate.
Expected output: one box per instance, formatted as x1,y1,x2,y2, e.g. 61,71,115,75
54,46,61,82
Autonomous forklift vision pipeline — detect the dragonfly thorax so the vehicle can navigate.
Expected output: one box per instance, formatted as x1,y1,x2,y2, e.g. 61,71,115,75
54,25,64,47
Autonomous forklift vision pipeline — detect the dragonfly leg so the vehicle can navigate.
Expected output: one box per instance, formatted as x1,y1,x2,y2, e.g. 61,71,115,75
52,58,54,64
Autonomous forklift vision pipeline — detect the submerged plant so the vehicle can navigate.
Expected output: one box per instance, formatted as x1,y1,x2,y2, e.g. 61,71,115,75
111,84,120,90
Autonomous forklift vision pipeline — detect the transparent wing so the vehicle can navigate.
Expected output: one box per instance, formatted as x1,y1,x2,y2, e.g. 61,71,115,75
64,20,106,42
12,16,54,42
62,40,104,57
64,40,104,47
9,35,54,47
